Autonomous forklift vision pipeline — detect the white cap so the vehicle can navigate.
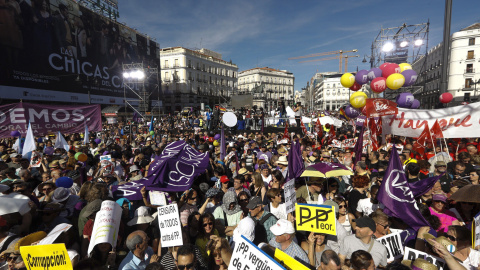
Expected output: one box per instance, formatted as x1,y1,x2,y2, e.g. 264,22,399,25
270,219,295,236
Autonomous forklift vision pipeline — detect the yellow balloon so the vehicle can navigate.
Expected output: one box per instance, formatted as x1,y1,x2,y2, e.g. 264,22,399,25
213,140,220,147
386,73,405,90
340,73,355,88
399,63,412,73
350,91,367,108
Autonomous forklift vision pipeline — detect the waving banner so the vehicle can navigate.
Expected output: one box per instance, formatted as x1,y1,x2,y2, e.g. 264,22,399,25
382,103,480,138
112,140,209,200
0,103,101,138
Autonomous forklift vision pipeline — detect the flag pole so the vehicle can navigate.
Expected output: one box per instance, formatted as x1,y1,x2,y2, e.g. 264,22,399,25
443,138,450,160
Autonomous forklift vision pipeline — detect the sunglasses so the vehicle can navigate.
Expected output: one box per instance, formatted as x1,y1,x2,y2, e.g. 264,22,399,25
189,197,197,200
7,256,18,262
239,199,248,203
177,262,195,270
330,184,338,188
377,223,390,229
446,235,457,241
338,205,346,209
203,222,213,227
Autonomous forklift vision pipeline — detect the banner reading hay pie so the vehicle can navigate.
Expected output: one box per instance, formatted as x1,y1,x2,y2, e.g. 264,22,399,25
295,204,336,235
20,243,72,270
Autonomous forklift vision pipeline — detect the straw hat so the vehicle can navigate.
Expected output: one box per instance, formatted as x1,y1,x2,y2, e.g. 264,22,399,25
277,156,288,165
402,258,438,270
15,231,47,252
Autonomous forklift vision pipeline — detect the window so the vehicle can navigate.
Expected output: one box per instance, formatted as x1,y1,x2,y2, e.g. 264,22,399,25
467,50,474,60
466,64,474,73
164,72,169,81
469,38,475,46
465,78,473,89
174,59,179,67
164,60,169,68
188,60,192,68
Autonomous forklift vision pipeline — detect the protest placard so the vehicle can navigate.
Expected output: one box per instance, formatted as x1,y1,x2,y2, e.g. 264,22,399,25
473,212,480,248
283,180,296,214
20,243,72,270
38,224,72,245
87,201,122,255
274,248,309,270
100,155,111,161
157,204,183,248
377,231,404,262
295,203,336,235
30,151,43,167
403,247,447,270
149,191,167,206
228,235,285,270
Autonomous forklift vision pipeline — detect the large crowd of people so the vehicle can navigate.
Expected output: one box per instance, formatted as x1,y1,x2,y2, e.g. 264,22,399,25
0,111,478,270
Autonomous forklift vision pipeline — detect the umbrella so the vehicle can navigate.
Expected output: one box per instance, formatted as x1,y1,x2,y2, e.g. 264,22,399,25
301,162,353,178
450,185,480,203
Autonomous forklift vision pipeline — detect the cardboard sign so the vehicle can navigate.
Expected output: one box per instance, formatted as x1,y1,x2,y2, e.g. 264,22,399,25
228,235,285,270
283,180,296,214
30,151,43,167
403,247,447,270
20,243,73,270
295,203,336,235
157,204,183,248
87,201,122,255
149,191,167,206
274,248,309,270
38,224,72,245
377,231,404,262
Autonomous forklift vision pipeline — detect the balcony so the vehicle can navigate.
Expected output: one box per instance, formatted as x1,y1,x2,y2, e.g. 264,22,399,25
463,84,474,91
465,68,475,74
466,54,475,61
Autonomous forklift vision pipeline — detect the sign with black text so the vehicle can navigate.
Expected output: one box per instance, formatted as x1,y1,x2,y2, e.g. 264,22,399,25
283,180,296,214
228,235,285,270
157,204,182,248
377,231,404,262
295,203,336,235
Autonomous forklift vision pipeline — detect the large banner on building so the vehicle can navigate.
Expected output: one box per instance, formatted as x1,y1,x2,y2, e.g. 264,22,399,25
0,0,159,103
0,103,102,138
382,103,480,138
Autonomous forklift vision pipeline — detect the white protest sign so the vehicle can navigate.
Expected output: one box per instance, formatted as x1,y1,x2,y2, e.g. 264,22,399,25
87,201,122,255
228,235,285,270
100,155,111,161
377,231,404,262
474,212,480,248
403,247,447,270
38,223,72,245
30,151,43,167
157,204,183,248
149,191,167,206
283,179,296,214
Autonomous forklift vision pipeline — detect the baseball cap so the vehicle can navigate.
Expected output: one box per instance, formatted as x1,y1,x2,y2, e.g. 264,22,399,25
270,219,295,236
354,216,376,233
246,196,263,210
220,175,230,183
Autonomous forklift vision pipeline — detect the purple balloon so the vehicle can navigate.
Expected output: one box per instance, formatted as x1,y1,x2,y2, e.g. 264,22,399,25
355,70,369,85
214,134,221,140
345,105,361,119
367,68,382,81
10,131,20,137
94,138,101,144
410,99,420,109
396,93,415,108
402,69,418,87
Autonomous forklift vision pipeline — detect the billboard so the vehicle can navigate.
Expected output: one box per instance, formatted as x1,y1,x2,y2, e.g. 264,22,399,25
0,0,159,103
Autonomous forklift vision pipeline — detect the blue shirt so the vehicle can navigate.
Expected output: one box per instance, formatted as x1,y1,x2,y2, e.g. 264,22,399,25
269,238,309,265
118,247,154,270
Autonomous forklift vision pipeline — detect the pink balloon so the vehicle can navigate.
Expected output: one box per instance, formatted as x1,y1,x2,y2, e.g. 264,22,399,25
382,63,401,78
379,63,391,71
370,77,387,93
350,82,362,91
439,92,453,104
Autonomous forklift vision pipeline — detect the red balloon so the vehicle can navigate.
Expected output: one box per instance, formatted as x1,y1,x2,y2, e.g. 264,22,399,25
382,63,401,78
370,77,387,93
208,137,214,143
439,92,453,104
350,82,362,91
379,62,391,71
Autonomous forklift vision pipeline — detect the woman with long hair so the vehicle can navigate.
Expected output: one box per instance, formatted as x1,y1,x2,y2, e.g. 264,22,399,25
249,172,266,203
269,170,285,189
206,236,232,270
333,196,355,234
301,232,330,269
195,212,220,260
348,175,370,216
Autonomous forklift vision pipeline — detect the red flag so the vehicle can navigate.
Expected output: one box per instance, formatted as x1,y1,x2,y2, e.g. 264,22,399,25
315,119,323,138
364,98,398,117
430,120,444,141
416,123,432,147
368,118,379,152
412,142,425,156
327,126,336,144
300,119,308,135
283,121,289,140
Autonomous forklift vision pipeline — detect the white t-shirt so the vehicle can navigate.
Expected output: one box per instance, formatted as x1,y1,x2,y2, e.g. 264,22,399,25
270,203,287,220
462,248,480,270
356,198,381,216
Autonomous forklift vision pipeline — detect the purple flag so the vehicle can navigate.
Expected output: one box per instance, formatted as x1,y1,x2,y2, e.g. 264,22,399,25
409,173,444,198
112,140,209,200
287,140,304,180
220,124,226,160
353,125,365,167
377,146,430,230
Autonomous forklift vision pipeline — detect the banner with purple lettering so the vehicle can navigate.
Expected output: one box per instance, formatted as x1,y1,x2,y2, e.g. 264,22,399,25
112,140,209,200
0,103,101,138
0,102,102,138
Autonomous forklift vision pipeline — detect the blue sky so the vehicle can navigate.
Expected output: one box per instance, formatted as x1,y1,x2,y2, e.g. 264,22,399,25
119,0,479,92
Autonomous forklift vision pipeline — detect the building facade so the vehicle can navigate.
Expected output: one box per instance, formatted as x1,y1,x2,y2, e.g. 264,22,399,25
238,67,295,110
159,47,238,112
412,43,443,109
310,72,354,111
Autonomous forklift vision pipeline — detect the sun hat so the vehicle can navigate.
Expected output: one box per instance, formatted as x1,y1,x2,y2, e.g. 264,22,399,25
81,199,103,219
51,187,71,203
277,156,288,165
402,258,438,270
127,206,154,226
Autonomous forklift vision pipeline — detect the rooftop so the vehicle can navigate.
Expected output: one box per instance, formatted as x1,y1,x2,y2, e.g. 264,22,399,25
460,23,480,31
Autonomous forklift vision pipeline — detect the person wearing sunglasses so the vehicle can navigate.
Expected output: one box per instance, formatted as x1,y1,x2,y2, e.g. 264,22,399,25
195,212,219,260
371,210,391,239
321,178,340,202
446,225,480,269
333,197,356,234
266,188,287,220
176,244,197,270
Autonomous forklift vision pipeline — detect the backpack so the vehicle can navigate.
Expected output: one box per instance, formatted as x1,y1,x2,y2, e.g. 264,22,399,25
253,212,277,245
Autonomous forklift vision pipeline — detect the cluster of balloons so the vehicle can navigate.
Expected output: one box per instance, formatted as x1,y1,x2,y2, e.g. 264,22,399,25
396,93,420,109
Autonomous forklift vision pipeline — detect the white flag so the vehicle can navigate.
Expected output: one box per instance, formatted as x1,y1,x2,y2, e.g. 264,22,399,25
12,138,21,154
22,122,36,158
54,131,70,152
84,122,89,145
